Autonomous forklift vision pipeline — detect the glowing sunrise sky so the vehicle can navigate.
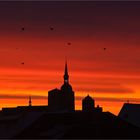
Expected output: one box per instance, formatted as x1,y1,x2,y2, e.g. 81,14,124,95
0,1,140,115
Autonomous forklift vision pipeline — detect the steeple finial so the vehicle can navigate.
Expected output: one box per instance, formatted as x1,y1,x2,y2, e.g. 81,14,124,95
63,61,69,83
29,96,32,107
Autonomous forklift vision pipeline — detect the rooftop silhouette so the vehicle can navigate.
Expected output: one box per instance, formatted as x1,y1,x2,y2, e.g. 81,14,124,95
0,62,139,139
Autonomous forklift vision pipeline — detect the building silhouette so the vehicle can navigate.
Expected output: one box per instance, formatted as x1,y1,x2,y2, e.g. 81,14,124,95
48,61,75,112
0,61,139,138
119,103,140,128
82,95,95,112
82,94,103,112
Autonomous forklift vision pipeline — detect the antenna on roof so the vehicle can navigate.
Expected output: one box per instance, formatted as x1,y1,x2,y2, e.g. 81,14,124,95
127,100,129,104
29,96,32,107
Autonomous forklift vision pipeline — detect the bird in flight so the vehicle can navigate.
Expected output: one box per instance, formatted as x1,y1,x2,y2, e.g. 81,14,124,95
21,27,25,31
21,62,24,65
49,26,54,31
67,42,71,45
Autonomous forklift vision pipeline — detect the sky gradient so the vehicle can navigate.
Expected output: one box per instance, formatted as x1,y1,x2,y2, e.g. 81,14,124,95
0,1,140,115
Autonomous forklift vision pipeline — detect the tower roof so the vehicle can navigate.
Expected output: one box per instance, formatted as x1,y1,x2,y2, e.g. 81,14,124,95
83,94,94,102
63,61,69,83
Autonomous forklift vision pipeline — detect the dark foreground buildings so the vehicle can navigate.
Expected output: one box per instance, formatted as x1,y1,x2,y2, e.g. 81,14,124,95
0,62,140,139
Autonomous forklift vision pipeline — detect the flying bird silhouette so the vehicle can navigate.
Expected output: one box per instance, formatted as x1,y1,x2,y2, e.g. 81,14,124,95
21,27,25,31
49,26,54,31
21,62,24,65
67,42,71,45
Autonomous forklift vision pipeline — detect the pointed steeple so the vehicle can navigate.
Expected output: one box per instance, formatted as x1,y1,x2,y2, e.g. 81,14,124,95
63,61,69,83
29,96,32,107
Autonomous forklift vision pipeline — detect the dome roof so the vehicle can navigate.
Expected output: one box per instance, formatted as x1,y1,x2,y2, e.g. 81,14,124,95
83,95,94,102
61,82,73,92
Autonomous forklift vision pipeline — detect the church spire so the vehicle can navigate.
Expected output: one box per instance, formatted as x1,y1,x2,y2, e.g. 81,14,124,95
63,61,69,83
29,96,32,107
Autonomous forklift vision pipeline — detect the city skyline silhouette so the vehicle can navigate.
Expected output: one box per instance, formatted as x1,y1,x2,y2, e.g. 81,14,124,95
0,60,140,138
0,1,140,116
0,1,140,138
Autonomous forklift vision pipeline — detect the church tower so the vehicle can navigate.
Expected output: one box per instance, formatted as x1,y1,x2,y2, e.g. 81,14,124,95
48,61,75,112
60,61,75,111
64,61,69,83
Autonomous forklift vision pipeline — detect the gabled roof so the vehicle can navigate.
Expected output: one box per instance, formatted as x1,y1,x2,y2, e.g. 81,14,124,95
118,103,140,128
48,88,60,93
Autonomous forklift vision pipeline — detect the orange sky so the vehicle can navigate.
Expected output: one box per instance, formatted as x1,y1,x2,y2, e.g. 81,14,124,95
0,1,140,115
